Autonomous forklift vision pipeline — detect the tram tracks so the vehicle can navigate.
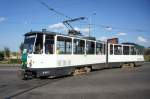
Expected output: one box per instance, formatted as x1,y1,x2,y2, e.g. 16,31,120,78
6,65,135,98
4,68,92,99
2,63,147,99
4,77,67,99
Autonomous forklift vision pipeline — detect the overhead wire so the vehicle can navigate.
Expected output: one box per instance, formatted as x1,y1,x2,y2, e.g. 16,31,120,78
1,0,149,34
36,0,72,20
77,23,150,33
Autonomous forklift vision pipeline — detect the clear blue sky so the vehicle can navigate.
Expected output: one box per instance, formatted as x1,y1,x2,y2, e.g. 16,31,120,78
0,0,150,51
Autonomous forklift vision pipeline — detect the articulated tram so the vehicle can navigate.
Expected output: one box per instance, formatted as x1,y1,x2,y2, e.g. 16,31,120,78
21,30,144,79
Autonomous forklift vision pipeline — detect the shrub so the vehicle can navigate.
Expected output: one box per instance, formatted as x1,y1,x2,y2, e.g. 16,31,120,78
144,55,150,62
9,59,21,64
0,51,4,61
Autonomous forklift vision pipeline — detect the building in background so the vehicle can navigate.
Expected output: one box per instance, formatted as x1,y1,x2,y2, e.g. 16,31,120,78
107,38,119,44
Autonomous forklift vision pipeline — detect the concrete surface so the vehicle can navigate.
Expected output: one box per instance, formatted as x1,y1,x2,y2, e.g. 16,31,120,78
0,64,21,67
0,63,150,99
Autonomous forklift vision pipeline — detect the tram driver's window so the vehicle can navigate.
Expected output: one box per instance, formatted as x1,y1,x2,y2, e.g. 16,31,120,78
34,34,43,54
45,35,54,54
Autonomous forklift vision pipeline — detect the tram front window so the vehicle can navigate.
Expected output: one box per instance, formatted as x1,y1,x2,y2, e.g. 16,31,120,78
23,35,36,54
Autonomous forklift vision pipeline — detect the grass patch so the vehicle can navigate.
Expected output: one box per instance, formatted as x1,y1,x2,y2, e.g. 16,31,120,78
144,55,150,62
0,59,21,64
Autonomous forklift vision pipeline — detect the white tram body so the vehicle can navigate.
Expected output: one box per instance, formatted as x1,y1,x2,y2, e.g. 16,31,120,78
21,30,144,78
108,43,144,64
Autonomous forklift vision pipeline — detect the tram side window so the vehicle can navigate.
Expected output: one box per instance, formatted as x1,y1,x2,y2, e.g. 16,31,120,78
140,48,144,55
109,44,113,55
123,46,129,55
74,39,85,54
130,46,136,55
65,38,72,54
137,47,144,55
103,44,106,54
34,34,43,54
96,42,103,54
114,45,122,55
45,35,54,54
57,36,72,54
86,41,95,54
136,47,140,55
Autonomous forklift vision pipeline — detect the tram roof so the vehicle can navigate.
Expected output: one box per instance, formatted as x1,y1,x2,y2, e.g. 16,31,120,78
25,31,62,36
122,42,144,48
25,30,105,43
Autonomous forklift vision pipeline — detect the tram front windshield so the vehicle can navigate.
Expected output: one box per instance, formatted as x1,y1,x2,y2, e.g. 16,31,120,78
23,35,36,54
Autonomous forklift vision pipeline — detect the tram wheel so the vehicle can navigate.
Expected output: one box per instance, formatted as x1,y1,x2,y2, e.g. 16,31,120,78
22,71,33,80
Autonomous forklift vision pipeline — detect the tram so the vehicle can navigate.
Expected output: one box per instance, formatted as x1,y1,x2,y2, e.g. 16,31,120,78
20,29,144,79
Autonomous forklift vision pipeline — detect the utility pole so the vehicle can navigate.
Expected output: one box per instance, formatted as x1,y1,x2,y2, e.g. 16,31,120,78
88,12,96,37
88,17,91,37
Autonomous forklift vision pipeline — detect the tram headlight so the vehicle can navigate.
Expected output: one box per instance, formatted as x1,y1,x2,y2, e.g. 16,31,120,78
29,60,32,67
28,60,34,68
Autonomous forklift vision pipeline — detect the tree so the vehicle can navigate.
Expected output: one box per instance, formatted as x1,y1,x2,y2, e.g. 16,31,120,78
0,51,4,61
19,42,24,53
4,47,10,59
144,48,150,55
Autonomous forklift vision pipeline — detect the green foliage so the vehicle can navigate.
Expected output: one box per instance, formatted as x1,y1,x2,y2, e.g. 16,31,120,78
19,42,24,53
12,52,18,56
144,55,150,62
0,51,4,61
4,47,10,58
144,48,150,55
9,59,21,64
144,48,150,61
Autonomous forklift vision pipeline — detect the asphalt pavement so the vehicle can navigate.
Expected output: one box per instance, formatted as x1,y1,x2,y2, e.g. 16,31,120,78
0,63,150,99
